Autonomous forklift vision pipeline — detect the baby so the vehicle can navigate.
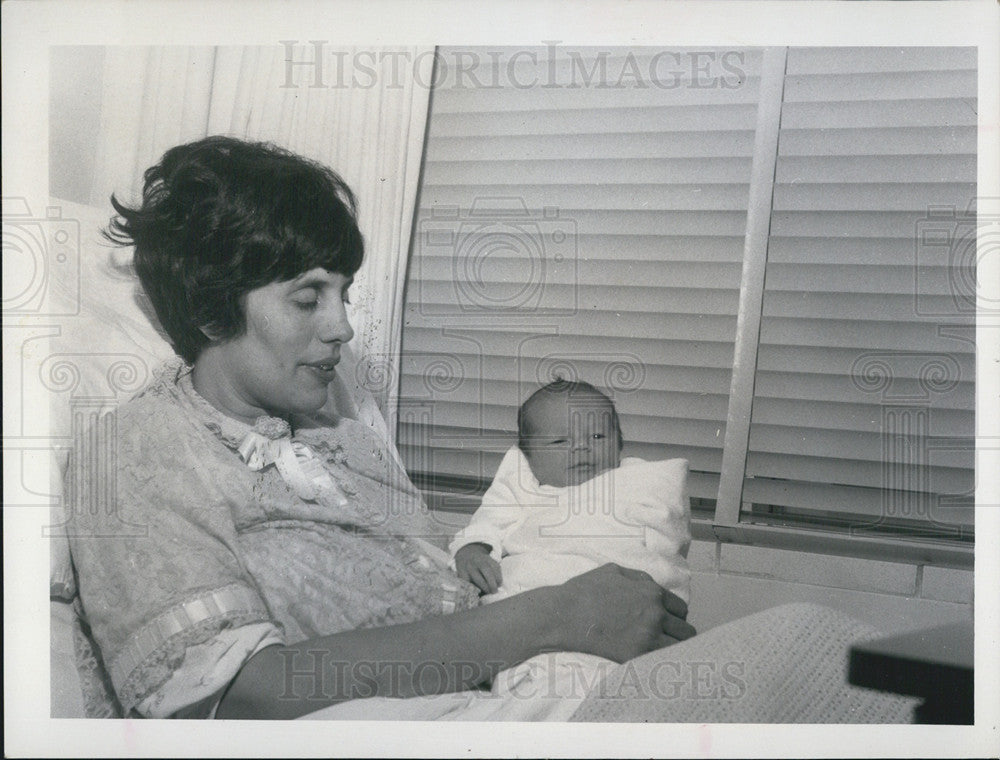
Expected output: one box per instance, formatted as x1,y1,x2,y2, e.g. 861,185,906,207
450,379,691,605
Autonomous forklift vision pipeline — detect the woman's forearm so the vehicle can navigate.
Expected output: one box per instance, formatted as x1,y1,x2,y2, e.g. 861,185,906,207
216,585,563,720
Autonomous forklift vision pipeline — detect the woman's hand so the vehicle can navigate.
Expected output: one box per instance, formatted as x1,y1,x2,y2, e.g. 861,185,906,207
548,563,696,663
454,543,502,594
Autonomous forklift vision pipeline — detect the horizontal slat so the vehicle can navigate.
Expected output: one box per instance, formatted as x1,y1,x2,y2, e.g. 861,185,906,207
422,157,753,185
398,207,753,238
430,103,760,137
745,450,973,494
754,371,973,409
434,47,763,84
400,360,734,399
772,183,976,212
767,235,970,265
775,154,976,184
761,263,973,297
427,131,756,162
748,426,974,470
782,70,975,103
757,317,973,353
750,398,973,437
770,210,975,238
413,282,738,316
401,328,737,369
411,256,743,291
536,234,743,262
413,236,746,265
411,208,752,237
432,78,761,114
786,47,976,76
778,127,975,158
760,290,978,323
417,183,751,212
781,98,979,130
404,305,737,342
756,344,975,380
742,478,974,527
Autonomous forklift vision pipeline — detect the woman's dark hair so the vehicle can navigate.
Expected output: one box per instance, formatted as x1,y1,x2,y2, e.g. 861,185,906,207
517,378,624,452
105,136,364,363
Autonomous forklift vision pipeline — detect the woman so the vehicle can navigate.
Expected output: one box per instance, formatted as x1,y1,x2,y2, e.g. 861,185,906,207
67,136,695,720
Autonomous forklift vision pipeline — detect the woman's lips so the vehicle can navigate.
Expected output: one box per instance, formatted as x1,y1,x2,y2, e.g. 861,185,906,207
303,357,340,382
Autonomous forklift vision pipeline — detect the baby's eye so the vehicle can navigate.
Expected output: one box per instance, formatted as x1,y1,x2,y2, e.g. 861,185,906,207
341,287,352,305
550,438,567,445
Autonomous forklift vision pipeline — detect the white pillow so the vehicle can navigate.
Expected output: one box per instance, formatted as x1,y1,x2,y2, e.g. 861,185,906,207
39,198,175,600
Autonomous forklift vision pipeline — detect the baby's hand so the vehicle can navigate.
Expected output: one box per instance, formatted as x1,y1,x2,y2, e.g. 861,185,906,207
454,543,502,595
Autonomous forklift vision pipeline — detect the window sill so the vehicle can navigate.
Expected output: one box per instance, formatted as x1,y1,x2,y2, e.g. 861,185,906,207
691,518,974,570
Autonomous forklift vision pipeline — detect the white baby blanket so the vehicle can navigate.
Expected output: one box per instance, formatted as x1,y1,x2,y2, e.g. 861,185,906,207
449,447,692,602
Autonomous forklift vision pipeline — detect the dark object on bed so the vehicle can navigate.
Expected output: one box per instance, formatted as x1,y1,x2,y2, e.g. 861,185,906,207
849,622,973,724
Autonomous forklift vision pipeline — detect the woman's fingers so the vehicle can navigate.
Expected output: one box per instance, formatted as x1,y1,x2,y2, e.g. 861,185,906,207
661,613,697,642
661,589,689,620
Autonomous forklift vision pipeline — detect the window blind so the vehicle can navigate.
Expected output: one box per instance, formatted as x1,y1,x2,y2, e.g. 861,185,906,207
743,47,976,540
397,45,976,553
398,47,762,512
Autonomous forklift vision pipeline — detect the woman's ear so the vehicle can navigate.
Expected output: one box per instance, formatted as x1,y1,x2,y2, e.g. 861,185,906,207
198,323,226,342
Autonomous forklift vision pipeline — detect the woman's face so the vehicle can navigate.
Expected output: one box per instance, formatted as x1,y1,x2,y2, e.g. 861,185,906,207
195,268,354,423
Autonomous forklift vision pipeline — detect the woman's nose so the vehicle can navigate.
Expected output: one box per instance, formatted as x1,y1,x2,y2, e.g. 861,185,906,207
319,301,354,343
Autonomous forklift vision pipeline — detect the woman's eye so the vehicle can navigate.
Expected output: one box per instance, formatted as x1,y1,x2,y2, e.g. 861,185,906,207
341,289,352,305
292,291,319,310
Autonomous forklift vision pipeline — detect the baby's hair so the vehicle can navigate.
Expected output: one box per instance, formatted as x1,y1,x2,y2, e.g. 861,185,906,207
517,377,623,452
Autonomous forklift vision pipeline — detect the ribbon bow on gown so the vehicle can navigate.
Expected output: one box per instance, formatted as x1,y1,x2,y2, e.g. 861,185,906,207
236,419,348,505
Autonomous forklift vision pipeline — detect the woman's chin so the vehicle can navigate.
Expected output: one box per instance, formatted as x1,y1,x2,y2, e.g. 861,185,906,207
286,386,332,417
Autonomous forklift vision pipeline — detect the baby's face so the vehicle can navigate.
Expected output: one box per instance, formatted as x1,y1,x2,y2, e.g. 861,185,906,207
522,392,622,488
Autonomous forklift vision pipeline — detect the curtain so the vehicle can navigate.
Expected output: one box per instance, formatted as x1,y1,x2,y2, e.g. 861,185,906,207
86,45,434,439
88,47,217,207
